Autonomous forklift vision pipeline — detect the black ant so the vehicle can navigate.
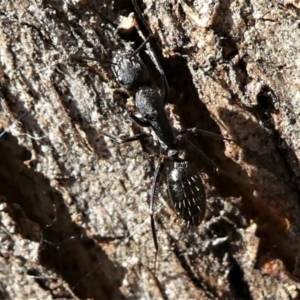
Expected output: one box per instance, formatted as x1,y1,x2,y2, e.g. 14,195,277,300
76,0,230,254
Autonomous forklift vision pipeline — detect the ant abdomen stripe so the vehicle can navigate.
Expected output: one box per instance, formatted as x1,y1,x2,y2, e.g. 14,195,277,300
167,161,206,226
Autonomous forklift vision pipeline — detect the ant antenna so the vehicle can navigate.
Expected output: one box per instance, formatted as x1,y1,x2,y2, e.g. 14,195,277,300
0,112,28,138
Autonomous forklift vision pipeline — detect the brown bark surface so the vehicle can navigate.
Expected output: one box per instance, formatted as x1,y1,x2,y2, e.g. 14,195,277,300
1,0,300,299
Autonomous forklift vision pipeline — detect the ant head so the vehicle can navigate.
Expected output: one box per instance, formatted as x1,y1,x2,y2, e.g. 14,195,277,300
71,51,150,91
111,52,150,90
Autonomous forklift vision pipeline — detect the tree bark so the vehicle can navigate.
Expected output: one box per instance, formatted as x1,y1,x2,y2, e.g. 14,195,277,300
1,0,300,299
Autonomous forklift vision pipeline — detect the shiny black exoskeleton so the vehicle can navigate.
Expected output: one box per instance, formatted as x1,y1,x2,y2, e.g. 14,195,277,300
108,32,206,233
101,0,208,251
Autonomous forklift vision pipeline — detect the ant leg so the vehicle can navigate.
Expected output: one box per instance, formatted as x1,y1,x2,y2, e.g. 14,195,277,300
70,55,117,66
128,111,151,128
100,111,152,144
130,34,152,57
183,136,219,169
132,0,153,36
182,136,229,178
177,125,233,142
131,1,170,104
100,132,151,144
0,111,28,138
149,159,165,266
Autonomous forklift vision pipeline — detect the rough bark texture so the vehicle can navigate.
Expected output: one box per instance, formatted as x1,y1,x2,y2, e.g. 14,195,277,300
1,0,300,299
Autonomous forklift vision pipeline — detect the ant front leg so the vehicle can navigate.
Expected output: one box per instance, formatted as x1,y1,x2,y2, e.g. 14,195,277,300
100,110,153,144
